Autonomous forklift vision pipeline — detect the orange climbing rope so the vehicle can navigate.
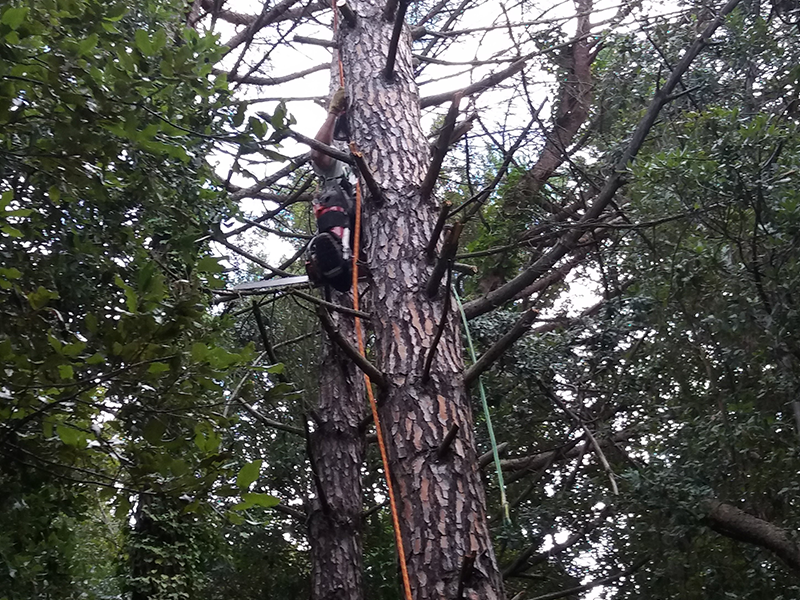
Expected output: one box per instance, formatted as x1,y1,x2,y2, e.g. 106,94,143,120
331,5,413,600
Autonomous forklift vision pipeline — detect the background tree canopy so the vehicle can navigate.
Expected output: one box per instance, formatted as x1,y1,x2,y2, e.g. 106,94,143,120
1,0,799,598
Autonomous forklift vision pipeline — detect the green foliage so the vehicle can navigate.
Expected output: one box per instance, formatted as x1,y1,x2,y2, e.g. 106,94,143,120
0,0,280,597
450,4,800,599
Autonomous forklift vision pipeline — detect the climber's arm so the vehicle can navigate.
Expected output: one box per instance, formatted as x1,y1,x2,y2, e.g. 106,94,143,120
311,87,347,174
311,111,338,173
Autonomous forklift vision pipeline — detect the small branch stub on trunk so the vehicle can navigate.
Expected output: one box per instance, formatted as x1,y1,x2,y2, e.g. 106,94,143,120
350,142,385,204
337,0,357,27
426,200,452,260
437,424,459,459
426,222,463,298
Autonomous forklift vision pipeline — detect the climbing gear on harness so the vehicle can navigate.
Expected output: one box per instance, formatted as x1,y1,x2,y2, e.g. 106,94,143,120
305,172,355,292
307,232,351,292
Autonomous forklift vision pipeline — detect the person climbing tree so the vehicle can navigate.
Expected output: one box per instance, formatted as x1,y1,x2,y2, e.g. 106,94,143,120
305,87,355,293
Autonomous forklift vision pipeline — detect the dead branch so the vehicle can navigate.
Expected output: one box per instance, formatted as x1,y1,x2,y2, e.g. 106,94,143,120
363,499,389,518
239,400,304,436
479,441,509,468
425,200,452,260
523,558,649,599
216,63,328,86
221,0,302,54
420,58,526,109
252,302,280,366
293,35,336,48
273,503,307,521
425,222,463,298
229,153,310,202
414,0,448,28
200,0,254,25
415,0,473,62
349,142,385,203
503,506,612,577
243,219,313,240
422,267,453,383
289,130,355,165
317,308,387,389
304,417,331,514
214,237,293,278
537,381,618,495
500,430,636,479
437,424,459,458
384,0,409,80
420,93,462,202
273,330,319,350
450,116,536,219
292,289,371,320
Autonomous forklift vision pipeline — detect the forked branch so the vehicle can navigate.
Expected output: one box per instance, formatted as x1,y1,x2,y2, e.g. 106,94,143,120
463,0,744,319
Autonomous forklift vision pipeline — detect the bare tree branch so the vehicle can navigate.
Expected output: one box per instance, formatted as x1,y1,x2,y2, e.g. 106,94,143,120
706,500,800,572
420,58,527,109
523,558,649,599
464,308,538,386
463,0,743,319
317,308,387,389
216,63,328,86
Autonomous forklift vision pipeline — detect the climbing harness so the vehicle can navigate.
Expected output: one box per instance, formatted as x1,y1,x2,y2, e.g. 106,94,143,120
453,287,511,526
330,4,414,600
306,142,355,292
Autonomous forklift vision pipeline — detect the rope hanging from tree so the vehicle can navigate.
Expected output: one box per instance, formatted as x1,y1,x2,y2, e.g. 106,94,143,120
330,4,414,600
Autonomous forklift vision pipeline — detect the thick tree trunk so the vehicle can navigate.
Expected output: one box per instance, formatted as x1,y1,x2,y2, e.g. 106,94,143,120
337,2,506,598
307,317,366,600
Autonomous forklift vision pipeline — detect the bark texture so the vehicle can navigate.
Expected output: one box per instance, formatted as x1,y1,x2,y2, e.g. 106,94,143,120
338,2,506,598
706,500,800,573
307,315,367,600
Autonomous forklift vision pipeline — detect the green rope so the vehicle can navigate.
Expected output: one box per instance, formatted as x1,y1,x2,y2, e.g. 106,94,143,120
453,286,511,526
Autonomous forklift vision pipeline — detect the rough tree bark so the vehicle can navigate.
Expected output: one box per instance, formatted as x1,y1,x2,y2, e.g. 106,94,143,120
332,1,507,598
307,317,367,600
706,500,800,574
